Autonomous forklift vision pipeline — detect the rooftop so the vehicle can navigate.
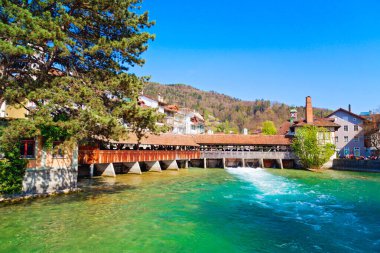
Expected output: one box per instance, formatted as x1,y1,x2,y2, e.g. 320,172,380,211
192,134,291,146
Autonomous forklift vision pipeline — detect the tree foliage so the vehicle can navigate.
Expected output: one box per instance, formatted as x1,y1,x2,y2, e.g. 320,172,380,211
0,122,28,194
363,122,380,153
0,1,165,193
262,120,277,135
0,0,164,146
291,125,335,170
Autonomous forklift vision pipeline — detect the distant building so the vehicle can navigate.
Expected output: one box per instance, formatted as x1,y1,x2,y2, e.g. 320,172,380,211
177,108,205,135
138,94,205,135
0,101,36,119
326,107,367,157
288,96,340,145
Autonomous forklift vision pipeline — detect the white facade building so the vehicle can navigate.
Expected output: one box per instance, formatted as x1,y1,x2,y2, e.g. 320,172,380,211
138,95,205,135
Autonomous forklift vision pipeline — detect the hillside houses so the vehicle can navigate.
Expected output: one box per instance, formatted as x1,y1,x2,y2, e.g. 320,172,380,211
139,94,205,135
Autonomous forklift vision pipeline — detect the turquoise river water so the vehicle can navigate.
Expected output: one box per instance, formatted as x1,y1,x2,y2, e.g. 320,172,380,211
1,168,380,253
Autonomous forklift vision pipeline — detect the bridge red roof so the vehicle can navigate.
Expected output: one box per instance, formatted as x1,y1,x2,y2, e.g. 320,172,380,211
108,133,291,146
115,133,199,147
192,134,291,146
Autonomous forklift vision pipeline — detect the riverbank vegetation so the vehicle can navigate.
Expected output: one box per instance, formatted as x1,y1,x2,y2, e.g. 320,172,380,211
291,125,335,170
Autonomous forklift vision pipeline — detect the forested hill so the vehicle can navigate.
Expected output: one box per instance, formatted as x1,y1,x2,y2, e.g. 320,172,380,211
143,82,332,133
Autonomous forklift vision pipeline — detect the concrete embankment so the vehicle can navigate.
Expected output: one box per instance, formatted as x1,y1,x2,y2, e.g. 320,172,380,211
332,159,380,173
1,167,79,204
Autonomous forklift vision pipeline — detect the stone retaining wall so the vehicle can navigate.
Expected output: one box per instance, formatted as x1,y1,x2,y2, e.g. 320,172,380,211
22,167,78,194
332,159,380,172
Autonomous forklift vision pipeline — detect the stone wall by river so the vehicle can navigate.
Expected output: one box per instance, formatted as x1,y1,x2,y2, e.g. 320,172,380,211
332,159,380,172
22,168,78,194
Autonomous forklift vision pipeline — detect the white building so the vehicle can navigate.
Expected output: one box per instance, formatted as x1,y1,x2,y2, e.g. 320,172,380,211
138,95,205,135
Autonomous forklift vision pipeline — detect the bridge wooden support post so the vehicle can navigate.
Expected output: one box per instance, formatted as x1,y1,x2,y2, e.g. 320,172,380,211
185,160,189,169
259,159,265,168
122,162,142,175
278,159,284,169
222,158,226,169
146,161,162,172
163,160,179,171
203,158,207,169
242,158,246,168
101,163,116,177
89,164,94,178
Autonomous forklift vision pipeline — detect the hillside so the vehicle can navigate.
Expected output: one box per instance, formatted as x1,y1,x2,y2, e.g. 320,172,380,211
143,82,332,133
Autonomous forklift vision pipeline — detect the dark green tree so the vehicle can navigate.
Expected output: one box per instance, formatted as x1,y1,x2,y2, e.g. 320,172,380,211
0,0,165,193
0,0,165,144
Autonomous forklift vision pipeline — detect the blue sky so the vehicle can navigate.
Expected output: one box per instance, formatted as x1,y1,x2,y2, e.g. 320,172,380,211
133,0,380,113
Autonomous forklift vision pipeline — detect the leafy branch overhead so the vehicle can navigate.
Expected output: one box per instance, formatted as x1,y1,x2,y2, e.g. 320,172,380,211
0,0,165,149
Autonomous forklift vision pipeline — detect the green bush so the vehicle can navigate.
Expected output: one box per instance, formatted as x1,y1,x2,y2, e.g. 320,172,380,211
0,157,27,195
262,121,277,135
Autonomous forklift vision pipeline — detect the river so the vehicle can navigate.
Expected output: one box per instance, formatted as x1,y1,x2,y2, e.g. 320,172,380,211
0,168,380,253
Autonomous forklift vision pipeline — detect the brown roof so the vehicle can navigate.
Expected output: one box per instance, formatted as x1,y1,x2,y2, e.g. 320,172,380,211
140,94,158,102
365,114,380,129
326,108,367,121
292,118,340,129
165,105,179,112
278,121,291,135
114,133,199,146
192,134,291,146
48,68,65,77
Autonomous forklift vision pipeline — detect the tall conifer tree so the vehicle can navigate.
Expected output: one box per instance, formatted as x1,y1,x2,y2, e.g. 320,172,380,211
0,0,164,150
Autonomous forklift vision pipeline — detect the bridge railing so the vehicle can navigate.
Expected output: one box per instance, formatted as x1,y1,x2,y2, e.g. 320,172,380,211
201,150,296,160
79,149,201,165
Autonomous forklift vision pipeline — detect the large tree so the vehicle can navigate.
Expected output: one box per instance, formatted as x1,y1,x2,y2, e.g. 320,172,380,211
291,125,335,170
0,0,165,151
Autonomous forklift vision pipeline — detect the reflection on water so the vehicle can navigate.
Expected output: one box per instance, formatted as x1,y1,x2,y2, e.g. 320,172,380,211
0,168,380,253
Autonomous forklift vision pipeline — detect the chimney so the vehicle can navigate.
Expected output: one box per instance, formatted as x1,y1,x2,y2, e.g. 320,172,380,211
348,104,351,112
157,93,163,103
305,96,313,124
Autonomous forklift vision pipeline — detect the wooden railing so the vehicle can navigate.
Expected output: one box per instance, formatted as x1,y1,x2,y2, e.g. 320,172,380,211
201,150,296,160
79,150,201,165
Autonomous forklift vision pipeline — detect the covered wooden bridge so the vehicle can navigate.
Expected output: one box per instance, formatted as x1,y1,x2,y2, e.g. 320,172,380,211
78,133,297,177
78,134,200,177
191,134,296,169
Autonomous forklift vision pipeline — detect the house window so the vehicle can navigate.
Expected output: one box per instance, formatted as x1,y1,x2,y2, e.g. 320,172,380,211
344,136,349,143
53,141,64,158
20,139,35,158
335,136,339,143
354,147,360,157
344,125,348,131
191,125,196,130
354,125,359,131
344,147,350,156
354,137,359,142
